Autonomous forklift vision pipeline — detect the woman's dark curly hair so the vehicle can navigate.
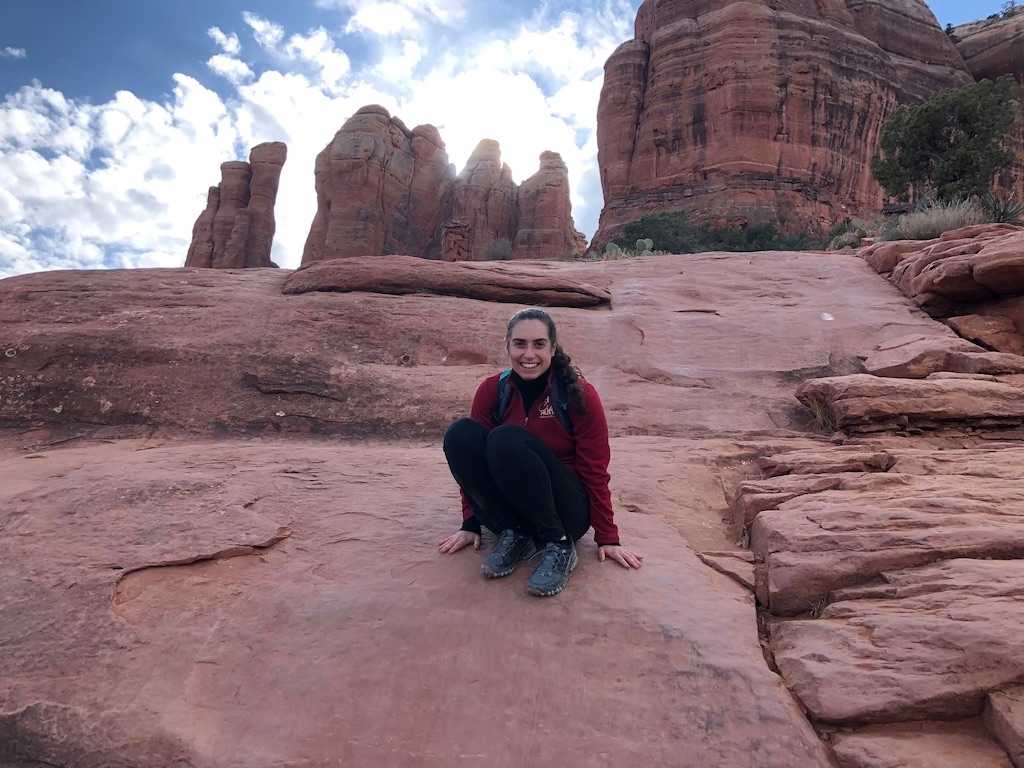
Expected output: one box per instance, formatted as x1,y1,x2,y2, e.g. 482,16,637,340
504,308,586,414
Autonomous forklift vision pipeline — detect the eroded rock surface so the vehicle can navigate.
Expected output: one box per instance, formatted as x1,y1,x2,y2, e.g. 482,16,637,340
5,246,1024,765
185,142,287,269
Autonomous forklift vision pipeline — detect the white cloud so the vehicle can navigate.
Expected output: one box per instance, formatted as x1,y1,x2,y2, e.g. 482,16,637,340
208,53,255,84
1,47,27,59
284,28,351,92
1,3,641,277
208,26,241,55
375,39,424,81
243,12,285,49
341,0,466,35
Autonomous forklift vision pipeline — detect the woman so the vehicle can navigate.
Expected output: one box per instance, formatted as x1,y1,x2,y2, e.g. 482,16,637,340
439,308,643,597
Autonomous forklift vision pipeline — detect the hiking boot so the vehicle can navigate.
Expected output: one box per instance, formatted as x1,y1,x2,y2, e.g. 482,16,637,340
527,540,578,597
481,529,538,578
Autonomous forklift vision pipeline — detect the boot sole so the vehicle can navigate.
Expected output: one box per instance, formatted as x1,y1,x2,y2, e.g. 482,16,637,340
527,550,578,597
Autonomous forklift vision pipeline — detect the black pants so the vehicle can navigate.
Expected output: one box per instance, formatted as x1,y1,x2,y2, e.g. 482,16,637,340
443,418,590,544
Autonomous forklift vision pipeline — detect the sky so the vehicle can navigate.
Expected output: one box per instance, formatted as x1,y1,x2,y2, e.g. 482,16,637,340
0,0,1008,277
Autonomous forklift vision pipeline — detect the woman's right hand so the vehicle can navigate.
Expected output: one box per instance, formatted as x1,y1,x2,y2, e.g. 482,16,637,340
438,530,480,554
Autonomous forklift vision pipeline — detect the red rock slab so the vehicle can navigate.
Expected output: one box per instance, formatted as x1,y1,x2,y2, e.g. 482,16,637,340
757,447,896,477
282,255,611,307
749,467,1024,614
796,374,1024,434
0,438,831,767
772,558,1024,723
831,720,1013,768
986,686,1024,767
863,335,1024,378
949,315,1024,356
697,551,756,592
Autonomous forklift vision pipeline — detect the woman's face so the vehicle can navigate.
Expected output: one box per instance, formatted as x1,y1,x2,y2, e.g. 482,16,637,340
507,319,553,380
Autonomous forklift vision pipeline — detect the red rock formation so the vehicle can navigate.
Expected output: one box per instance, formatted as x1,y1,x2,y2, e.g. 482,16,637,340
593,0,975,249
953,9,1024,201
301,105,455,263
301,110,586,265
444,139,517,261
185,142,287,269
513,151,588,260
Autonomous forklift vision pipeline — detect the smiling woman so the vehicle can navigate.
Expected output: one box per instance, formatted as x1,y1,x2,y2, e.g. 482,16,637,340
440,307,643,598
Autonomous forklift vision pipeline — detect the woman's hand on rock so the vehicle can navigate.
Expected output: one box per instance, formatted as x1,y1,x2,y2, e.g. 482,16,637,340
598,544,643,569
438,530,480,554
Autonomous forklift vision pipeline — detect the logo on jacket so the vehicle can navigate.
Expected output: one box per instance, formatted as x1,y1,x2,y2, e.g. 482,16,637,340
538,397,555,418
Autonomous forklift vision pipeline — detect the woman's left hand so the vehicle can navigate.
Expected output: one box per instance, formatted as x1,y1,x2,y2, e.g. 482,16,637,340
598,545,643,569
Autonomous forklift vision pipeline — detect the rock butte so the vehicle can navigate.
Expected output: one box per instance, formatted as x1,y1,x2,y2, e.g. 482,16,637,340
185,142,287,269
6,218,1024,765
301,105,587,264
593,0,1024,249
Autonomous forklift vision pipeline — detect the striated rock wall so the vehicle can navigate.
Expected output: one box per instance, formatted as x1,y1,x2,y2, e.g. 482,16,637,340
953,9,1024,201
593,0,976,249
300,107,587,265
185,142,287,269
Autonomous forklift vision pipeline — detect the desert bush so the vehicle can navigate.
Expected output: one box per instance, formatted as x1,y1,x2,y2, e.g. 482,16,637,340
484,238,513,260
980,193,1024,224
828,231,864,250
613,210,824,254
635,238,654,252
878,198,988,241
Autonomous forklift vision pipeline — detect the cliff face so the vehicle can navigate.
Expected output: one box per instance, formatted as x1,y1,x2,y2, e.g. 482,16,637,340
593,0,975,248
300,107,587,265
953,9,1024,201
185,142,287,269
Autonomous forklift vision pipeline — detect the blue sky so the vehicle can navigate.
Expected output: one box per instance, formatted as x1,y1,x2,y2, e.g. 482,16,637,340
0,1,1010,276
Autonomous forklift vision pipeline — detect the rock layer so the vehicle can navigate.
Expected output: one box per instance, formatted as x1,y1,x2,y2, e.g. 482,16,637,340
185,142,287,269
592,0,979,248
283,255,611,307
301,107,587,264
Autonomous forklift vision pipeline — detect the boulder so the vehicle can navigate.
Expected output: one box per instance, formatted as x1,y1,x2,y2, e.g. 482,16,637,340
185,142,287,269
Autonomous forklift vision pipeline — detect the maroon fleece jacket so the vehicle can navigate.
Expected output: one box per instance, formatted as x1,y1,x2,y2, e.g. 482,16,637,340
460,371,620,546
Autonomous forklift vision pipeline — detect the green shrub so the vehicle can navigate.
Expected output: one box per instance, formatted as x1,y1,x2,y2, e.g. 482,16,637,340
828,231,864,250
484,238,513,260
980,194,1024,224
635,238,654,252
878,198,988,241
872,77,1020,203
612,210,824,254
